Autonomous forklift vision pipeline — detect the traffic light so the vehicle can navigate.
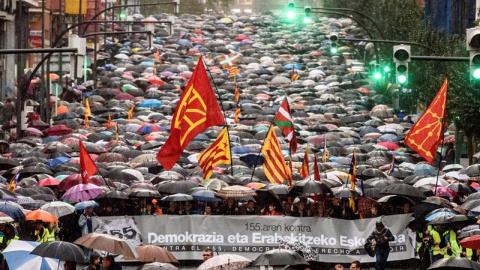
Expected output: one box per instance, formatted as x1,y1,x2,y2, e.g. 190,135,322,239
119,11,126,20
467,27,480,80
330,33,338,54
393,45,411,85
303,6,312,23
373,65,382,80
384,65,391,73
286,2,295,20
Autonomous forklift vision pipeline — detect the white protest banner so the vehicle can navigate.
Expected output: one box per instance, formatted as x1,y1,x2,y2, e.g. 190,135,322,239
95,217,142,247
100,214,415,263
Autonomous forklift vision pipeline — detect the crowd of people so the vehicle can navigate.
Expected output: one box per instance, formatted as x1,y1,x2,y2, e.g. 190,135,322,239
0,7,477,270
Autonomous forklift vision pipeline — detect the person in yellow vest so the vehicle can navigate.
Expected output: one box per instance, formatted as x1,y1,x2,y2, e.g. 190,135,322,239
4,224,18,247
430,225,444,263
443,226,461,258
459,247,473,260
34,220,48,243
0,224,7,251
45,222,58,242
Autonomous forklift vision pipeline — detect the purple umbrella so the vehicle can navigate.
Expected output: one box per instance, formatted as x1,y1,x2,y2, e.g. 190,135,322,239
61,184,102,202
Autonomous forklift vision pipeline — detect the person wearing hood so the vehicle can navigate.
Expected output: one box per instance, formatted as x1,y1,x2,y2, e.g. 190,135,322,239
367,221,394,270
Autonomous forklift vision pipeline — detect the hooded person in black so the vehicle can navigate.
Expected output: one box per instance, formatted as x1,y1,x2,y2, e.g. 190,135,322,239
367,221,394,270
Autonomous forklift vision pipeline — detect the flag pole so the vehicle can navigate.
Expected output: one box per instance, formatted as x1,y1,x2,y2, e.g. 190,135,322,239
249,122,274,182
202,56,234,177
433,136,445,196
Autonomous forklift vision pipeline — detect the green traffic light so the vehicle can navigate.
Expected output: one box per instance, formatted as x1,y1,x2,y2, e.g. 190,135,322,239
286,11,295,20
473,68,480,79
374,72,382,80
398,75,407,84
303,17,312,23
384,66,391,72
330,47,338,54
119,12,126,19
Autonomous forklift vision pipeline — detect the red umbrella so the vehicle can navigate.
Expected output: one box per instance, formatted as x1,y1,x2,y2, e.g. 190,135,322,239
114,93,135,101
377,142,400,150
58,174,102,191
45,125,72,136
357,87,372,94
61,137,80,146
147,77,165,86
459,235,480,250
38,177,61,187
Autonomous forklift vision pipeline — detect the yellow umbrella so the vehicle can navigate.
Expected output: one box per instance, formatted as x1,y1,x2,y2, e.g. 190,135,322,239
220,18,233,24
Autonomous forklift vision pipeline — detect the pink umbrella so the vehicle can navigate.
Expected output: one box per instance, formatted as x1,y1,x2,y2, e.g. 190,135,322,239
24,127,43,137
432,186,458,199
62,183,103,202
38,177,61,187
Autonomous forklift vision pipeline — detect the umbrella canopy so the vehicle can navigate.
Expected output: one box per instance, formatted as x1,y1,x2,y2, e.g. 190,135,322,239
74,233,138,258
252,249,309,266
25,209,59,223
198,254,251,270
216,186,256,198
30,241,88,262
139,262,178,270
61,184,103,202
129,245,179,263
40,201,75,218
3,240,60,270
427,257,480,270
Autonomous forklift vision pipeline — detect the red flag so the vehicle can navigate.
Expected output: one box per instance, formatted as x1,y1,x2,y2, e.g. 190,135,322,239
79,141,98,184
405,78,448,164
273,97,297,153
157,58,225,170
313,154,321,181
300,145,309,179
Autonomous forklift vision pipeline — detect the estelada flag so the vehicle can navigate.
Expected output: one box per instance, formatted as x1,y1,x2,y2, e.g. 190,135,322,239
128,105,134,120
197,126,231,180
157,58,225,170
234,106,241,124
8,168,21,192
85,98,91,116
291,67,300,82
234,77,240,103
300,145,309,179
262,125,288,184
405,78,448,164
79,140,98,184
84,114,89,128
273,97,297,153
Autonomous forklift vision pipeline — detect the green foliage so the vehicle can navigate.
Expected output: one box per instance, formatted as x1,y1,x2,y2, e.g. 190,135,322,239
324,0,480,137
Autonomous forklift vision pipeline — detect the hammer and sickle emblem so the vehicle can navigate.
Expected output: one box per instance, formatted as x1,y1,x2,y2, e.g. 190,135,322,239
174,85,207,146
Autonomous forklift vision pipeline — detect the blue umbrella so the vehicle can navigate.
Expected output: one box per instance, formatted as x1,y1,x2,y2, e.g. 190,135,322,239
359,127,380,137
231,146,252,155
42,136,60,144
75,200,99,211
283,63,302,70
46,157,71,167
240,153,264,167
3,240,60,270
425,211,457,221
378,134,398,142
0,201,25,222
138,99,163,108
191,190,221,202
414,164,437,176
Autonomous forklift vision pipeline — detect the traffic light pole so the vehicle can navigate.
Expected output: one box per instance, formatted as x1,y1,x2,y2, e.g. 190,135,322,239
340,38,435,53
310,10,380,64
410,56,469,62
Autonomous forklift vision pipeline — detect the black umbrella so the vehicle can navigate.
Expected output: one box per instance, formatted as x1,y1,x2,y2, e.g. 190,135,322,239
252,249,309,266
290,179,331,195
30,241,88,262
427,257,480,270
380,183,426,199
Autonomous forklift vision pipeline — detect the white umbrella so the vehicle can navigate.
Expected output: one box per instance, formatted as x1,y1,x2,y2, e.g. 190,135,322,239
198,254,251,270
40,201,75,218
3,240,61,270
413,177,449,188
